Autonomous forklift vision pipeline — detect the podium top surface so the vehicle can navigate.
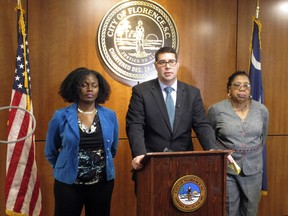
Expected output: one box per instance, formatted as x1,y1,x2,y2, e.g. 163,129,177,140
145,150,232,157
141,150,232,164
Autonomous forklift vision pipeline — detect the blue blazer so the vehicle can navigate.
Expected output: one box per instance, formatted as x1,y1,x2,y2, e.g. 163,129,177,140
45,103,119,184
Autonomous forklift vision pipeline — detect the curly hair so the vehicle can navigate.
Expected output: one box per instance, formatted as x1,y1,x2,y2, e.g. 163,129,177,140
226,71,250,93
59,67,110,104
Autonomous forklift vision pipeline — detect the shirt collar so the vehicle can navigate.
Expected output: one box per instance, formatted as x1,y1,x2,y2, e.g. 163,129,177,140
158,79,178,91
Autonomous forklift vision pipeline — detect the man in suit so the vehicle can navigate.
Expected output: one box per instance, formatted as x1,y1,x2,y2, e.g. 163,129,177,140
126,46,217,170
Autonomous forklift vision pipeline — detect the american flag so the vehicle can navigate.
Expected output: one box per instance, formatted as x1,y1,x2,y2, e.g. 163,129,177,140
5,3,43,216
248,17,268,195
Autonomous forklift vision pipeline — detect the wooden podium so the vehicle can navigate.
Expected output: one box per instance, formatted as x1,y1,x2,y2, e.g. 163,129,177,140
136,150,230,216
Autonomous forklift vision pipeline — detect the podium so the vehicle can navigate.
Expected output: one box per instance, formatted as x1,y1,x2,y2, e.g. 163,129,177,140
136,150,230,216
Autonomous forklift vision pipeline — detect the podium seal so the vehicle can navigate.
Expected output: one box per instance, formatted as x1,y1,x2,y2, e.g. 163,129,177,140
171,175,207,212
97,0,179,86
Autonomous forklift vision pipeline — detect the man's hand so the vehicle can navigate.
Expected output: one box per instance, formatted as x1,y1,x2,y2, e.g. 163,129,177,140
131,155,145,170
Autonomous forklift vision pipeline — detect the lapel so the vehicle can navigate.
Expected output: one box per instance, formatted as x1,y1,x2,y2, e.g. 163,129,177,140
150,79,172,132
65,103,80,141
96,105,107,135
173,81,186,132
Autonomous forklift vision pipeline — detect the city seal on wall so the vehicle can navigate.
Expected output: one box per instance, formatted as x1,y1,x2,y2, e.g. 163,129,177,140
171,175,207,212
97,0,179,86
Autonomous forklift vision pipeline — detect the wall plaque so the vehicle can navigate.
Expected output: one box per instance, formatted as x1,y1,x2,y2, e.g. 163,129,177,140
97,0,179,86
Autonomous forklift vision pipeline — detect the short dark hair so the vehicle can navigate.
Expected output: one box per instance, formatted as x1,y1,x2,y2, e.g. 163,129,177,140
59,67,110,104
155,47,178,62
226,71,250,93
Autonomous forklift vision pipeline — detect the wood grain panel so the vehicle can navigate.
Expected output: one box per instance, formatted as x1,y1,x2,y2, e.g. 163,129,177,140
1,0,288,215
155,0,237,108
257,136,288,216
111,139,136,216
0,1,19,215
137,151,227,215
0,145,7,215
27,0,132,140
238,0,288,135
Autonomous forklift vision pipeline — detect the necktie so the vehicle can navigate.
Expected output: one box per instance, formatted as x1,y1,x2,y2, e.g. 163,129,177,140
164,87,175,128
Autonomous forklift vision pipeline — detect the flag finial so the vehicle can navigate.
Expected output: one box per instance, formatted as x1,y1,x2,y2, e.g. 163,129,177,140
256,0,260,19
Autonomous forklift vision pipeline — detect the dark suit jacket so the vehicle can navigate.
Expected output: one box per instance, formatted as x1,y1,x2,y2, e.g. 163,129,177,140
126,78,217,158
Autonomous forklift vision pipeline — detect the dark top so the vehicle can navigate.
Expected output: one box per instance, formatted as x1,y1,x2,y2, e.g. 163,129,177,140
74,113,106,184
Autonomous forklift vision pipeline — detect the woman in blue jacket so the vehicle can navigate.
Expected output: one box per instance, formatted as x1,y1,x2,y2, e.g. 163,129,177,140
45,67,119,216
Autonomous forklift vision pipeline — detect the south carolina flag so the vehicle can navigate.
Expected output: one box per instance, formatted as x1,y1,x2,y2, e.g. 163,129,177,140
248,17,268,196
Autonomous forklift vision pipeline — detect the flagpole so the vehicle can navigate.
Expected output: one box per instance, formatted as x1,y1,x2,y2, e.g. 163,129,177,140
26,0,28,34
251,0,268,196
256,0,260,19
6,1,43,215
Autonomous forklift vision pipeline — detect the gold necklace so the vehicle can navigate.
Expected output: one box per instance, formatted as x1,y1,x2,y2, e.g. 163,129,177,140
231,102,249,113
77,108,96,115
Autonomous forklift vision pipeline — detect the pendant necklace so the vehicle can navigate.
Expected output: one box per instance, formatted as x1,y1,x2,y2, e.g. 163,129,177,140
231,102,248,114
78,108,96,115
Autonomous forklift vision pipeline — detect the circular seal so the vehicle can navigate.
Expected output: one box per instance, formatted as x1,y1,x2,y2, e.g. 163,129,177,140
97,0,179,86
171,175,207,212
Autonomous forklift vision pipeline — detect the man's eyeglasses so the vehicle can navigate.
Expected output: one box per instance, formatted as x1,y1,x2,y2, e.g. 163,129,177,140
232,83,251,90
156,59,178,67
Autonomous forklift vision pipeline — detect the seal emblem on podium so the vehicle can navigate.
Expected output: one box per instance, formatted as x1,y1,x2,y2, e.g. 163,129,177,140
171,175,207,212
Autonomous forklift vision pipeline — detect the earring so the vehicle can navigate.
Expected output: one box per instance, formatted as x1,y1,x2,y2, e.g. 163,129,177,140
249,95,252,99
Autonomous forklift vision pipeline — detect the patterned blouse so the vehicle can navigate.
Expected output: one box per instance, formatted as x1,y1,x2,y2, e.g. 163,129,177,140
74,113,106,185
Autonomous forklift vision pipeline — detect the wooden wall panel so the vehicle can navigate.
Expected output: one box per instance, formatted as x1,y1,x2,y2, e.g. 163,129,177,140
258,136,288,216
28,0,132,140
237,2,288,214
111,140,136,216
238,0,288,135
0,145,7,215
154,0,237,108
261,0,288,135
24,0,237,140
1,0,288,216
0,1,17,215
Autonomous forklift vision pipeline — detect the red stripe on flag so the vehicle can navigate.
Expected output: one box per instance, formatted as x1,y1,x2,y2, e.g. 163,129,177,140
5,111,30,204
6,91,22,132
29,175,41,215
14,134,35,212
